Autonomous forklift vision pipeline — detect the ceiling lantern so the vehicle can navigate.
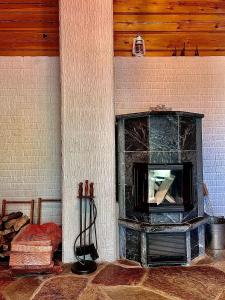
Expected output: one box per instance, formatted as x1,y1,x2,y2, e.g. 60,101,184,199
132,35,145,57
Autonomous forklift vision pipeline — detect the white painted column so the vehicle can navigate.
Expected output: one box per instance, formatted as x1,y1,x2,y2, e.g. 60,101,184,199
59,1,116,262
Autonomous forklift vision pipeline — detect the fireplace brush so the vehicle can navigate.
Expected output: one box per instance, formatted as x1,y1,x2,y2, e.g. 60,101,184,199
71,180,99,275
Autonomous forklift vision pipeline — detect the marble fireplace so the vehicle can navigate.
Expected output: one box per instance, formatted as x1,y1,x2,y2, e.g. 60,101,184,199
116,111,208,266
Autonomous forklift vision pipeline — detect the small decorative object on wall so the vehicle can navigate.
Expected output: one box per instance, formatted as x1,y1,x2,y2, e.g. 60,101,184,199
172,46,177,56
180,43,186,56
132,34,145,57
149,104,172,112
195,46,200,56
71,180,98,275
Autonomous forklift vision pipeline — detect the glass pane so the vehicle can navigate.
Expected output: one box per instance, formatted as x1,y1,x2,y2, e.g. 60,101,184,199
148,168,183,206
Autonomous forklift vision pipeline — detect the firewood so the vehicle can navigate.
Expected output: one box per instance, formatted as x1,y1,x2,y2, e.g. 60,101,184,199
13,216,29,232
150,182,175,204
0,229,14,236
11,244,52,253
3,232,17,242
10,252,52,266
3,244,9,252
155,175,175,205
4,219,17,230
0,236,4,247
2,212,23,222
11,262,60,275
165,194,176,204
10,223,62,272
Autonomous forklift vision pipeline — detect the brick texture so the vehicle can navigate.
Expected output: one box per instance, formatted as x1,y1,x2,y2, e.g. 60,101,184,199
0,57,61,224
115,57,225,216
60,0,116,262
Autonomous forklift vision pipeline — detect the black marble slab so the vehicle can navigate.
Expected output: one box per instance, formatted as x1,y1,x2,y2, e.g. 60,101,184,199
190,228,199,259
116,111,204,120
150,151,179,164
119,216,209,233
125,152,149,185
126,228,141,263
150,213,182,224
125,117,149,151
180,116,197,150
150,115,178,151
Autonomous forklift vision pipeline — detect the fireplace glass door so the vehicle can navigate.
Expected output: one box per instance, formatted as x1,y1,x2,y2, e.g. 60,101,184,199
133,163,193,212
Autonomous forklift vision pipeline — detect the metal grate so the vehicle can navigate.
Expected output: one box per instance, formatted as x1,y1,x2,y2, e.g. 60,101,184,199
147,232,186,264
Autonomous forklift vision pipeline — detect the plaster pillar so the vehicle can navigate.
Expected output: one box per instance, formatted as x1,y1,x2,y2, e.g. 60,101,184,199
59,0,116,262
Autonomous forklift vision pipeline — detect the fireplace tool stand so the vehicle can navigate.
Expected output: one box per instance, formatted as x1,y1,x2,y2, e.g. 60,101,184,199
71,180,98,275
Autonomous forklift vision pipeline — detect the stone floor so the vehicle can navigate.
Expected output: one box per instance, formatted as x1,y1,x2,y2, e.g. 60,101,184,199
1,251,225,300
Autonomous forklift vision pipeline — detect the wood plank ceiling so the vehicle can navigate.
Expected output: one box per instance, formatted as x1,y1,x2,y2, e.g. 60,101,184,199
1,0,225,57
114,0,225,56
0,0,59,56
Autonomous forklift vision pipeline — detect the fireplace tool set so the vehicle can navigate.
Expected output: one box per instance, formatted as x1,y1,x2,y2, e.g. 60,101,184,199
71,180,99,274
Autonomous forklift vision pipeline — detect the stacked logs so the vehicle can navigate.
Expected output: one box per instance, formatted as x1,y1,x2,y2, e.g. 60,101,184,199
10,223,62,274
0,212,30,258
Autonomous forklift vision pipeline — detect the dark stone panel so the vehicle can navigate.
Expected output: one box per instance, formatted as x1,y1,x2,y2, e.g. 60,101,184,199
117,111,204,120
150,115,178,151
181,151,198,213
181,151,197,183
125,117,149,151
126,228,141,263
126,210,150,223
125,152,149,185
150,151,179,164
180,116,197,150
124,152,148,218
183,205,198,221
125,185,133,212
190,228,199,259
150,213,182,224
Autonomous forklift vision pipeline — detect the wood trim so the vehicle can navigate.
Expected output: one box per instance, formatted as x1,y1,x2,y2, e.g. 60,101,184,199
37,198,61,225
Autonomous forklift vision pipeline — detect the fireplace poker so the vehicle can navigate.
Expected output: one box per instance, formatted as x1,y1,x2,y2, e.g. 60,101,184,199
71,180,98,275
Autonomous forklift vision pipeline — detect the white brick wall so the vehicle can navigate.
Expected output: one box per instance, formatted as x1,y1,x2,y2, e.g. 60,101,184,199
0,57,61,224
115,56,225,216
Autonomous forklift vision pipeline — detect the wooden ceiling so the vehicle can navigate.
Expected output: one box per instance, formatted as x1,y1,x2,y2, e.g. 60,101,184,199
114,0,225,56
1,0,225,56
0,0,59,56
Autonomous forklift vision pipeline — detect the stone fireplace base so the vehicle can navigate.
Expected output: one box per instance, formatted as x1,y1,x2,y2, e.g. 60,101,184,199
119,217,208,266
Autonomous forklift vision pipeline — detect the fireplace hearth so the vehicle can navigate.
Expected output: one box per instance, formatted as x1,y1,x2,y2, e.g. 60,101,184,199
116,111,208,266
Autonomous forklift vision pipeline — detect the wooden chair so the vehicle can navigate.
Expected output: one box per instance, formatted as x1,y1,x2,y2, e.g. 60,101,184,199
37,198,61,225
2,199,35,224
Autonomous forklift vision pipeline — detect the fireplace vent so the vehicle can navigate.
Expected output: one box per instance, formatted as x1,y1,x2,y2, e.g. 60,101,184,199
147,233,186,265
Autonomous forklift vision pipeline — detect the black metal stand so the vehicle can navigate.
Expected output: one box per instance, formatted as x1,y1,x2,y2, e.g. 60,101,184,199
71,260,97,275
71,180,99,275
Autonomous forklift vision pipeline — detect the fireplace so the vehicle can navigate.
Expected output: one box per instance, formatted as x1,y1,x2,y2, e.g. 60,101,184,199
116,111,208,266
